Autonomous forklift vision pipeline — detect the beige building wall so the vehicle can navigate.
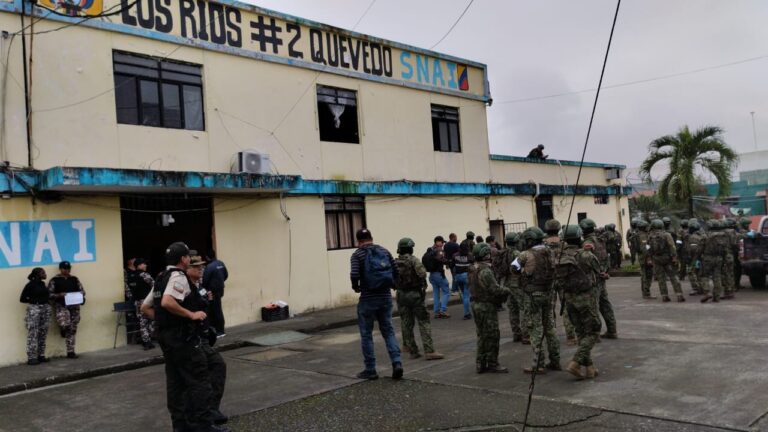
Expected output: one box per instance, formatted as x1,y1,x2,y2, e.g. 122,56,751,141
0,13,490,183
2,196,124,367
490,160,622,187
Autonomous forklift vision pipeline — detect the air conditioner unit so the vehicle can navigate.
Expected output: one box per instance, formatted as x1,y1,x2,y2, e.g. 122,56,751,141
237,151,271,174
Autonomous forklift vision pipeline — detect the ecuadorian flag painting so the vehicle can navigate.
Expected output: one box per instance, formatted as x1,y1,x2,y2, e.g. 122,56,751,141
39,0,103,16
457,64,469,91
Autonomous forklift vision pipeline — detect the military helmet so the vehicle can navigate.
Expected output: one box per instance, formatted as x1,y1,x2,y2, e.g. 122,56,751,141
605,223,616,231
680,220,688,228
579,218,596,231
466,231,475,239
521,227,545,242
739,218,751,228
473,242,491,259
544,219,561,233
636,219,649,229
630,218,639,228
650,219,664,229
707,219,721,230
504,232,519,245
662,217,671,227
561,224,582,241
397,237,415,249
689,221,700,231
724,219,736,228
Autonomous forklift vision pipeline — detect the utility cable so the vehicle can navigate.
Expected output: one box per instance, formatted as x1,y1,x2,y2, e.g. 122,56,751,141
520,1,621,431
429,0,474,50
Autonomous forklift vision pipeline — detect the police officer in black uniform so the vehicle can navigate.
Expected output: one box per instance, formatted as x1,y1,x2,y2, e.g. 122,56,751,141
153,242,229,432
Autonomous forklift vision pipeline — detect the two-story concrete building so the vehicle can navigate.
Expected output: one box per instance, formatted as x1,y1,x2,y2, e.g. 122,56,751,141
0,0,630,365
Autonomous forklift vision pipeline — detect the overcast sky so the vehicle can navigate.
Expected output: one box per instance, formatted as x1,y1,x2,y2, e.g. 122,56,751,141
248,0,768,176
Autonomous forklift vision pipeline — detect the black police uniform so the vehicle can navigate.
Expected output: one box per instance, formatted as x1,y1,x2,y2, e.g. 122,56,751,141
154,268,227,432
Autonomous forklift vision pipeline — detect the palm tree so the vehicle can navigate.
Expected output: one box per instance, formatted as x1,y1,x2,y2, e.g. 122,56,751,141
639,125,737,217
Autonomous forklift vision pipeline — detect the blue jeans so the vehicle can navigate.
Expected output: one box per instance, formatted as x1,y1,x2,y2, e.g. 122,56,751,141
430,272,450,313
357,297,401,371
453,272,470,316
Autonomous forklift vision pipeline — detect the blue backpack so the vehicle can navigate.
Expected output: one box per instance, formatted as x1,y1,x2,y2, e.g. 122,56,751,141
362,245,395,291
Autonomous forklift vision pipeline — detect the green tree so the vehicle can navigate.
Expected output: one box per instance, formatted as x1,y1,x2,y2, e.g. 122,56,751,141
639,125,737,217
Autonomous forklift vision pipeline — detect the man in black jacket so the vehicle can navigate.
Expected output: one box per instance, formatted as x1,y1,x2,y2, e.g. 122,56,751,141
204,250,229,337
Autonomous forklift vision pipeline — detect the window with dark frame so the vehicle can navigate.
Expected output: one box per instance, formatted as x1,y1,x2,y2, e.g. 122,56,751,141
431,104,461,152
317,85,359,144
113,51,204,131
324,196,366,250
594,194,609,205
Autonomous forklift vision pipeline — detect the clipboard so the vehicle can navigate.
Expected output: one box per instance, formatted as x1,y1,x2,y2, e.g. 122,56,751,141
65,292,84,306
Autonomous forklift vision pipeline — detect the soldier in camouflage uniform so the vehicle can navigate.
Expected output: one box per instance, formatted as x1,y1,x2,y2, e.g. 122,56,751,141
648,219,685,302
633,220,656,299
685,221,705,296
460,231,476,260
543,219,575,345
677,220,689,280
516,227,560,374
48,261,86,358
701,220,728,303
127,258,156,350
20,267,52,365
557,225,602,379
498,232,529,343
469,242,510,373
394,238,444,361
627,219,638,266
604,224,622,270
721,219,738,299
581,219,617,338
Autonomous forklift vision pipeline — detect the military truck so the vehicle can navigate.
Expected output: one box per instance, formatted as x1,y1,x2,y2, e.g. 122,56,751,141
741,216,768,288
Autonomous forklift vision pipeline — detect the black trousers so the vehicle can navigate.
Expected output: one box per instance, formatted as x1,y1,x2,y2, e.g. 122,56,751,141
209,294,226,334
160,329,227,431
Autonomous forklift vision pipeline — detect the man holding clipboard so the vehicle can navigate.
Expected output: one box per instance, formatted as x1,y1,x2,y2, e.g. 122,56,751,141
48,261,86,359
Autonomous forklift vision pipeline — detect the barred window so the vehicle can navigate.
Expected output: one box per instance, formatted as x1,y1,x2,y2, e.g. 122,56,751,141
324,196,365,250
431,104,461,152
113,51,204,131
594,194,609,205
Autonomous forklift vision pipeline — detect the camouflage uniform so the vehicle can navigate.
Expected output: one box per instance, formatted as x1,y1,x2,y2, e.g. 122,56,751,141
604,227,622,269
497,246,528,341
648,225,683,299
702,227,727,300
469,244,510,372
25,304,52,361
48,274,85,355
134,270,156,344
582,232,617,335
558,244,601,367
677,227,689,280
686,229,705,295
545,235,574,341
518,244,560,369
634,224,654,298
627,226,637,265
722,225,738,297
395,253,435,356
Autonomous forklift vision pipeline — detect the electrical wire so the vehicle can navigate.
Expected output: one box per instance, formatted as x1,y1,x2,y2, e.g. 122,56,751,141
521,1,621,431
350,0,377,31
429,0,474,50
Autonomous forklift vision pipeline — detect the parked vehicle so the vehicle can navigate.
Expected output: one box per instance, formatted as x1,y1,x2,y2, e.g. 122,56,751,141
741,216,768,288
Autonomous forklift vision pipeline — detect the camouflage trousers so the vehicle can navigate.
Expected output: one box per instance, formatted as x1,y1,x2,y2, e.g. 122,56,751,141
687,262,702,294
652,260,682,296
556,289,575,339
135,300,154,344
565,291,600,366
629,247,636,265
55,305,81,354
507,289,529,339
594,279,616,335
471,301,500,366
640,263,654,297
398,302,434,355
608,248,621,269
722,254,735,295
702,257,724,297
25,304,51,361
526,292,560,369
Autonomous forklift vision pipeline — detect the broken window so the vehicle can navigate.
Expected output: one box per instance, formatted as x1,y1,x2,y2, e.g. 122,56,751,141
431,104,461,152
113,51,204,131
317,85,359,144
324,196,365,250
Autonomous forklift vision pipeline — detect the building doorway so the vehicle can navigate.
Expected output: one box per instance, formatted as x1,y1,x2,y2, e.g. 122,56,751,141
120,194,214,277
489,220,505,244
535,194,554,230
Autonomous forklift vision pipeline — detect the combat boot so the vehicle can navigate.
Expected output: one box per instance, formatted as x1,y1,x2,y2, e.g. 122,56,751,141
392,362,404,380
566,361,583,379
485,363,509,373
662,295,671,302
521,337,531,345
642,295,657,300
545,362,562,371
566,337,577,346
409,352,422,360
722,294,735,300
425,352,444,360
512,335,522,342
523,366,547,375
700,294,712,303
676,295,686,302
476,361,486,374
585,365,599,379
712,295,720,303
601,332,618,339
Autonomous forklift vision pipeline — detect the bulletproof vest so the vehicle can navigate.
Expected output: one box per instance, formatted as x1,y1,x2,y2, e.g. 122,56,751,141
50,276,81,305
126,270,152,301
394,255,422,291
649,231,672,256
556,246,593,294
724,229,739,254
468,261,496,302
500,249,520,288
687,232,704,259
703,232,729,257
153,268,206,332
522,246,554,292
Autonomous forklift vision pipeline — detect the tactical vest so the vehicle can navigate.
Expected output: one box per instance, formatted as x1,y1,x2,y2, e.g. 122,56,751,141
126,270,152,301
468,261,502,303
394,255,422,291
703,232,729,258
687,232,704,260
522,246,554,292
50,276,81,306
556,247,594,294
153,268,206,332
649,231,672,257
583,234,609,268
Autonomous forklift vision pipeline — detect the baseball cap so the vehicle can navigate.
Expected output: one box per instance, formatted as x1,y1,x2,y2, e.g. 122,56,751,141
133,258,146,267
356,228,373,241
165,242,190,264
59,261,71,269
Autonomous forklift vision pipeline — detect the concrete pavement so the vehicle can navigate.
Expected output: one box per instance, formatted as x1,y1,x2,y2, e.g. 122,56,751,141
1,276,767,431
